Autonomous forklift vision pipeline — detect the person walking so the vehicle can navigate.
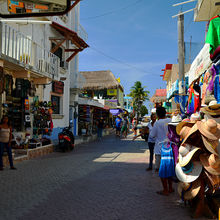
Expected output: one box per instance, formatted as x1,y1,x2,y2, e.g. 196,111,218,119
146,113,157,171
97,117,104,140
149,107,171,172
0,115,16,170
132,117,138,137
121,116,129,138
115,115,122,137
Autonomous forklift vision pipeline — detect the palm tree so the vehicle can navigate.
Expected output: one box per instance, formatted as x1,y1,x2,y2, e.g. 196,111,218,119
129,81,150,120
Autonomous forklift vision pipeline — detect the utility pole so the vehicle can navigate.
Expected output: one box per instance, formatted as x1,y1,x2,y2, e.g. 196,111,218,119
178,13,185,113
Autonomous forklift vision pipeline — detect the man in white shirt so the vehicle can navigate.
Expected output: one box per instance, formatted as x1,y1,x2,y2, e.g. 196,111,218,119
149,107,171,172
146,113,157,171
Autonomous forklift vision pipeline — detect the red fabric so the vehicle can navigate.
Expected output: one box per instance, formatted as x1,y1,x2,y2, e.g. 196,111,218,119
194,93,201,112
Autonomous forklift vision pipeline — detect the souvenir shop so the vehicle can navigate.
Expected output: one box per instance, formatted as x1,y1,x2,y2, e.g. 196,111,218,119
78,104,110,136
168,16,220,218
0,67,54,150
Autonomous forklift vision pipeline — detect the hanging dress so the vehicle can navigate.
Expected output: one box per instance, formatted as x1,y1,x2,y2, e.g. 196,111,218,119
159,143,175,178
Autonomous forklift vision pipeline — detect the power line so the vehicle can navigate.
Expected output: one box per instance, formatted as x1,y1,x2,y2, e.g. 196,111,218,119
81,0,144,20
89,46,159,77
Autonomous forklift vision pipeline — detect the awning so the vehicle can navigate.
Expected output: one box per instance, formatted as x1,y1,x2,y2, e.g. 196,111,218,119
187,43,212,86
50,22,89,62
194,0,220,22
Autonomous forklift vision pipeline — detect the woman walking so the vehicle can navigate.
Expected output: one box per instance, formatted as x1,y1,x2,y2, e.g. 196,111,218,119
0,115,16,170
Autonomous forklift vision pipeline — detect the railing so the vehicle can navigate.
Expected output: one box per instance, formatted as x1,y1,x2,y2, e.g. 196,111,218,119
0,22,59,79
77,24,88,42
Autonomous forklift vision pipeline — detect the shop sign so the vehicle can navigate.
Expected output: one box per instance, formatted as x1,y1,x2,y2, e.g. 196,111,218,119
52,81,64,94
188,43,212,86
104,100,117,108
107,89,117,96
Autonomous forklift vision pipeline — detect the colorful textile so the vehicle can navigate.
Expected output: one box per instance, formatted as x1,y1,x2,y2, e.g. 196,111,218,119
187,85,195,114
206,16,220,55
159,143,175,178
214,75,220,104
202,71,211,105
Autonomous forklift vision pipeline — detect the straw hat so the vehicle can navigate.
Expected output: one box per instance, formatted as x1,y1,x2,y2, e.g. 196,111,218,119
181,123,199,145
168,114,182,126
178,144,201,167
179,125,192,140
176,113,200,135
200,153,220,176
177,178,201,201
204,114,220,124
175,161,203,183
201,135,219,156
197,119,220,141
200,100,220,116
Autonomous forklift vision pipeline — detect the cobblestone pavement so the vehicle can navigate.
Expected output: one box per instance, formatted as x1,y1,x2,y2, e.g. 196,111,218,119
0,134,206,220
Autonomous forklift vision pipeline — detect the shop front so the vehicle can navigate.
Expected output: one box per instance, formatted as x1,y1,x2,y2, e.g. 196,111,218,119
78,97,110,136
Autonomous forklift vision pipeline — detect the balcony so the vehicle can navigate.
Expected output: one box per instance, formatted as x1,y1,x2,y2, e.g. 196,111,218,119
0,22,59,80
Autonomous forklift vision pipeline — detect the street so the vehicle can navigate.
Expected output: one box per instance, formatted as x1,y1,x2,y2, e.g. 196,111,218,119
0,134,199,220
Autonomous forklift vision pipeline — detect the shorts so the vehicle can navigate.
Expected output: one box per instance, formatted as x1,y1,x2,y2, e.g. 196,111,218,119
121,126,128,132
116,127,121,132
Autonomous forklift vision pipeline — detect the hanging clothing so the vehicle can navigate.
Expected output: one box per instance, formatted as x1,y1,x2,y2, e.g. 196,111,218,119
206,16,220,55
159,143,175,178
187,85,195,114
201,71,211,105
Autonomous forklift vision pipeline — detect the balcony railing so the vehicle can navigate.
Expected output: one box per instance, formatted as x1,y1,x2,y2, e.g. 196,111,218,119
0,22,59,79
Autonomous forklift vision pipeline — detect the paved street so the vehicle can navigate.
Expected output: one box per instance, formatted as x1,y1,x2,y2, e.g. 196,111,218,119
0,134,202,220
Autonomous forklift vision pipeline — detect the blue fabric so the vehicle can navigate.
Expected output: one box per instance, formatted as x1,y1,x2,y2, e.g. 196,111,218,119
214,75,220,104
159,143,175,178
115,118,122,128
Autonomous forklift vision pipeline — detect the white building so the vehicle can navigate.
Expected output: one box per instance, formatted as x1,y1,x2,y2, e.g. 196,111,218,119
0,2,88,143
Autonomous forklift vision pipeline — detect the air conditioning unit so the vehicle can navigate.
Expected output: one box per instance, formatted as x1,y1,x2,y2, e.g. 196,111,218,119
60,61,68,70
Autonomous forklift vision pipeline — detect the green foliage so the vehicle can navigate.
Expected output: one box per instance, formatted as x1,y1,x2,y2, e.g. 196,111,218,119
140,105,148,117
129,81,149,101
129,81,150,118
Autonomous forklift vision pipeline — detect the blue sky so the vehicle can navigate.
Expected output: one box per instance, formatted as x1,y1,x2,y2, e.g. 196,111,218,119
79,0,206,110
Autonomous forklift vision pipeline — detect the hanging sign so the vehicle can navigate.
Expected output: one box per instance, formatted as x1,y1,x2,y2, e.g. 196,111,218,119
187,43,212,86
52,81,64,94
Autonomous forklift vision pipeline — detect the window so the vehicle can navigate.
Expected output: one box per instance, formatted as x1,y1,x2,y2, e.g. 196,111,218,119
51,95,60,114
52,43,63,61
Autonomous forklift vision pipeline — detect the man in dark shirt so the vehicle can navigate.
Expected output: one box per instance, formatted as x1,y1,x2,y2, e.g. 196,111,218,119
97,118,104,140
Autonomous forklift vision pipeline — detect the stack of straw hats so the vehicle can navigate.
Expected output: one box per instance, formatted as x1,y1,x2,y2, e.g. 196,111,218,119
175,111,220,201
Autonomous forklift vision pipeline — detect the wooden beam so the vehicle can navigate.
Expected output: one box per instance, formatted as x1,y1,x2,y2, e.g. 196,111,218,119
50,39,66,54
66,49,82,62
68,0,80,12
49,37,66,41
12,70,30,79
64,49,79,52
32,77,50,85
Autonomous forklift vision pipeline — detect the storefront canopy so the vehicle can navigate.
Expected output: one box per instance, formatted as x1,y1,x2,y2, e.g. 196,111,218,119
194,0,220,22
187,43,212,86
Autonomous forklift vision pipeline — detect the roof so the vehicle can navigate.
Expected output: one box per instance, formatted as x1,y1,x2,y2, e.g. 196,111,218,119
150,89,167,103
51,22,89,49
161,64,172,81
155,89,167,97
79,70,123,91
